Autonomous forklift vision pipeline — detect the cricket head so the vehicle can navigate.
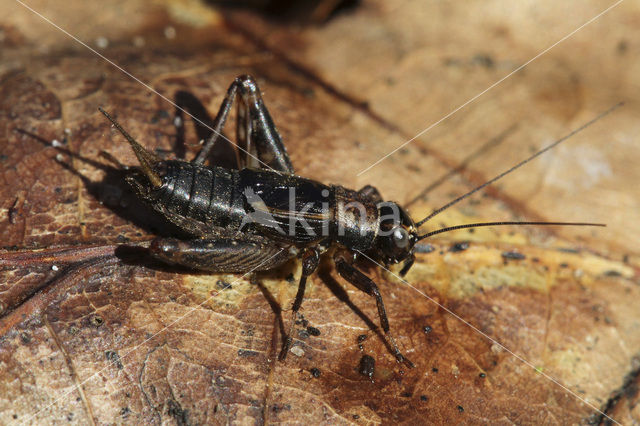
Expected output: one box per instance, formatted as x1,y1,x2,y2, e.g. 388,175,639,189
374,202,419,268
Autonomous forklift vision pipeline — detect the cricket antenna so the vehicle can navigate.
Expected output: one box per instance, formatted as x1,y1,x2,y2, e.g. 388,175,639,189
417,221,605,241
415,102,623,228
98,107,163,188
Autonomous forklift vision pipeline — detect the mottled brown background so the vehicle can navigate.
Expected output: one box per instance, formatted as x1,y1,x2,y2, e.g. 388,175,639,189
0,0,639,424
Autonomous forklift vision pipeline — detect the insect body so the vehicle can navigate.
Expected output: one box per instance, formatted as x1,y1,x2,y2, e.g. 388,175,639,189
99,75,609,365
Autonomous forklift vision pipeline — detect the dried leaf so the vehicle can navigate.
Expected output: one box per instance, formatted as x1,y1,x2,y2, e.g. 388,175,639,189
1,1,639,424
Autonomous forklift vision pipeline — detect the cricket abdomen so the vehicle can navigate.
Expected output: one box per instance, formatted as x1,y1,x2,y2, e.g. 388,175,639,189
148,161,379,250
154,160,246,229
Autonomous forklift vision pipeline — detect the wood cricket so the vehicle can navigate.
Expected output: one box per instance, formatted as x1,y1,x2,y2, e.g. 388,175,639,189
98,75,614,366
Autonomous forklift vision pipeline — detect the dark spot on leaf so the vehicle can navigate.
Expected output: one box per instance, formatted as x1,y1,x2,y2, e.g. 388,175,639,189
415,243,434,253
120,407,130,418
105,350,123,369
310,368,321,378
472,53,495,68
216,280,231,290
358,355,375,381
557,247,580,254
307,326,320,336
167,399,188,426
502,251,525,260
90,315,104,327
449,242,469,252
271,404,291,413
617,40,628,54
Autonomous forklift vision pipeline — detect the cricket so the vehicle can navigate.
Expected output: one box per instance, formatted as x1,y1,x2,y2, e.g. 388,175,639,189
97,74,615,366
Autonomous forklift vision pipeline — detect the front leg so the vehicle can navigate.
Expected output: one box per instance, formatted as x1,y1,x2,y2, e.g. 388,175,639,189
149,236,294,273
334,250,414,367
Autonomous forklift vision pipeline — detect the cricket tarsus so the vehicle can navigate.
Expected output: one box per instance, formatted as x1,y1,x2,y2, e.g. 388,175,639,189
99,75,618,367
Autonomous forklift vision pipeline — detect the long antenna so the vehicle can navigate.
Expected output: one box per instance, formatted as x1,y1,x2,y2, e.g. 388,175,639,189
415,102,622,227
418,221,605,240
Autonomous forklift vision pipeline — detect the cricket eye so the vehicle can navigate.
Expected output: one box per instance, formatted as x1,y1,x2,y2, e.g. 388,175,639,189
393,228,410,249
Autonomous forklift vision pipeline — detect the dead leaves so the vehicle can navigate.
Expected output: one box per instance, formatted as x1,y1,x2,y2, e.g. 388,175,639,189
1,0,639,424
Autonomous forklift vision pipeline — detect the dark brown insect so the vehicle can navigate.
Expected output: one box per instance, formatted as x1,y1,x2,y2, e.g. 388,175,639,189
99,75,614,365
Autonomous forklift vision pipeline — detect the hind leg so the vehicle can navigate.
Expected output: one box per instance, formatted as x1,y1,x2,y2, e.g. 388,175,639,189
194,75,294,174
149,236,293,273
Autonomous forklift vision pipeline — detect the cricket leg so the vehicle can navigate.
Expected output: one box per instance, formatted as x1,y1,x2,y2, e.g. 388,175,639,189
194,75,294,174
279,248,321,360
399,254,415,277
357,185,383,203
334,251,414,367
233,75,295,174
192,80,239,166
149,236,294,273
174,90,237,169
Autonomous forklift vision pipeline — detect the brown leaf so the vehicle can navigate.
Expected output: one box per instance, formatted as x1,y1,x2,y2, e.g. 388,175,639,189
1,1,639,424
